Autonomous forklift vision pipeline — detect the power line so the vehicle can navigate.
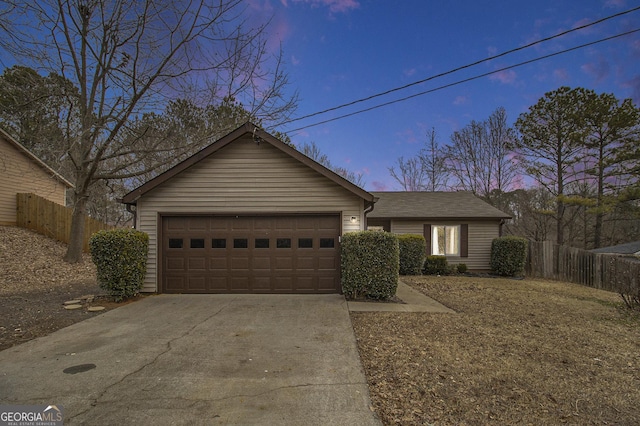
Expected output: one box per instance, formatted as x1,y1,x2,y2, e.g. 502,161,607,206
284,28,640,134
271,5,640,130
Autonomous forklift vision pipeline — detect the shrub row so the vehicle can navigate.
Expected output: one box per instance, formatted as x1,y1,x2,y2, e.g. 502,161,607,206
341,231,399,299
423,255,467,275
90,228,149,301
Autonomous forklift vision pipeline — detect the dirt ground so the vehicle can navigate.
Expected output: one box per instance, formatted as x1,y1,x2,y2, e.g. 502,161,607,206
0,226,136,351
351,275,640,425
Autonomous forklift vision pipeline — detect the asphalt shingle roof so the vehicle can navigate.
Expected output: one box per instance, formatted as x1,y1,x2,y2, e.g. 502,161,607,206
368,191,511,220
591,241,640,254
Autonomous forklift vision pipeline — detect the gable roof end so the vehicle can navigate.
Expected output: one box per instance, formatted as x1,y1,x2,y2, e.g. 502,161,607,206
0,127,74,188
121,122,376,205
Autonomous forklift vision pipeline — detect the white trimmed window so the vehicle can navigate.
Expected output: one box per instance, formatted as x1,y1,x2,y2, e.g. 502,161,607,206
431,225,460,256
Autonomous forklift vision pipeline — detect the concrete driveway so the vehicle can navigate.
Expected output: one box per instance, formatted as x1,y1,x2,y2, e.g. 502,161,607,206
0,294,381,425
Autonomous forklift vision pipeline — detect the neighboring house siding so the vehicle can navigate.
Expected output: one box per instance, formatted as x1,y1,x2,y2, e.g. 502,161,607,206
136,136,365,292
389,220,500,271
0,136,67,225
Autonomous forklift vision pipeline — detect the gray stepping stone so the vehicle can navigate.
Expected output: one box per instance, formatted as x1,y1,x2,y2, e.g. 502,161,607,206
64,304,82,310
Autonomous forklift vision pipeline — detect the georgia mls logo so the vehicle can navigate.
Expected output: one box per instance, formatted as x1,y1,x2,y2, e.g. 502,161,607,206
0,404,64,426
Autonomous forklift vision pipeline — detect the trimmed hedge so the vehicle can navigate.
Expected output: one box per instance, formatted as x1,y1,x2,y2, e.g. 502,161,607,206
398,234,426,275
423,255,449,275
491,236,528,277
341,231,399,300
90,228,149,301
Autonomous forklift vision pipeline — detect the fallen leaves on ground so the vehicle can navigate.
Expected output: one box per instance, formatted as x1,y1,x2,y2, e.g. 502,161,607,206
0,226,128,351
352,275,640,425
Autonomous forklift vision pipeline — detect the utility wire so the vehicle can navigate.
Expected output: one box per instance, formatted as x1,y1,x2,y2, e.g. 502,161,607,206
284,28,640,134
272,5,640,130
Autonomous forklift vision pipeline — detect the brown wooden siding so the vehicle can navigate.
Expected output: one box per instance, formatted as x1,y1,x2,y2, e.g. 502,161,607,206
0,136,68,225
391,220,500,271
136,136,365,292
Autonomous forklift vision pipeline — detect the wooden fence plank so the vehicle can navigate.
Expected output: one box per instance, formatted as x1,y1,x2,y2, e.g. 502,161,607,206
16,193,115,252
526,239,640,298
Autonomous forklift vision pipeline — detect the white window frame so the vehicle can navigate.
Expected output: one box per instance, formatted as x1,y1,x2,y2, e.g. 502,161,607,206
431,225,461,256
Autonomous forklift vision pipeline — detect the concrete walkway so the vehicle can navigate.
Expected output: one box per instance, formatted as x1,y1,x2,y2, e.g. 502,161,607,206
0,294,381,425
347,280,455,313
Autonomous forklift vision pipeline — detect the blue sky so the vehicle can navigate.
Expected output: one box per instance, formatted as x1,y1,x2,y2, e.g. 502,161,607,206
247,0,640,191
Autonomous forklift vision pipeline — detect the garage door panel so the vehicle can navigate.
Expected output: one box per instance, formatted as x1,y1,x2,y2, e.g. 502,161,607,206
297,256,315,270
295,276,315,290
274,276,294,291
165,276,186,292
210,220,229,231
252,256,271,270
275,256,293,269
165,217,187,231
318,276,338,292
188,257,206,270
317,216,338,230
162,215,340,294
231,256,250,269
253,217,273,230
231,218,251,231
318,256,337,269
253,277,272,291
187,217,208,231
275,218,294,231
210,276,229,291
210,257,228,270
187,276,207,291
230,277,250,292
166,257,185,271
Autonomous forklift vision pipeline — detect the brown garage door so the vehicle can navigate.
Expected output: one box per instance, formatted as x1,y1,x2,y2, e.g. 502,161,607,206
161,215,341,294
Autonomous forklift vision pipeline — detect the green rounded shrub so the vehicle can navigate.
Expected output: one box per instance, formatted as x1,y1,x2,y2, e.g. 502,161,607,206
397,234,426,275
457,263,468,274
90,228,149,301
341,231,399,300
423,255,449,275
490,236,528,277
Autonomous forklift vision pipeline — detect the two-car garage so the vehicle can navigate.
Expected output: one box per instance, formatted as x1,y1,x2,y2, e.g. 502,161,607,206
121,123,376,294
161,214,341,294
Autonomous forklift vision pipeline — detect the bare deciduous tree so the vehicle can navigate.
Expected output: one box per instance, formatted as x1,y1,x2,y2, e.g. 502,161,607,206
1,0,297,262
389,127,449,191
446,107,518,205
389,156,427,191
299,141,366,188
421,127,449,191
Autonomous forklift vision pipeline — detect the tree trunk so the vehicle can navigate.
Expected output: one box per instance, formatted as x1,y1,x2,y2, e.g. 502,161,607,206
556,201,564,246
594,141,605,249
64,194,88,263
594,212,603,248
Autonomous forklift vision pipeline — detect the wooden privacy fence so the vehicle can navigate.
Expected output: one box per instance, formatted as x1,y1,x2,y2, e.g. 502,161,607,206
16,193,115,252
527,240,640,296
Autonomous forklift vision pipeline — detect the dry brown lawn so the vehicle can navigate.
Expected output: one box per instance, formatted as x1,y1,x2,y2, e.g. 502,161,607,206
351,275,640,425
